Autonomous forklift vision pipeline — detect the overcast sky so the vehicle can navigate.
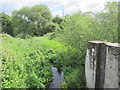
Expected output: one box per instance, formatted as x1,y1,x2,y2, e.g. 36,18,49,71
0,0,118,17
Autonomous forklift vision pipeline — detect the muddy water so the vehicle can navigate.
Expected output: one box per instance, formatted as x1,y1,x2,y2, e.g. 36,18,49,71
49,65,64,88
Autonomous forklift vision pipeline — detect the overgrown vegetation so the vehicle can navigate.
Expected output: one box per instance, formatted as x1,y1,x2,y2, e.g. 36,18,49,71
1,34,64,88
1,1,118,88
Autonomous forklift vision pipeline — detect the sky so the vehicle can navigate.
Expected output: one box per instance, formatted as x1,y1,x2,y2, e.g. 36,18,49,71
0,0,118,17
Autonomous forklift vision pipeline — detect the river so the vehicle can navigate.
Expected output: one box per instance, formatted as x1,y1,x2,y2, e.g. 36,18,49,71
49,65,64,88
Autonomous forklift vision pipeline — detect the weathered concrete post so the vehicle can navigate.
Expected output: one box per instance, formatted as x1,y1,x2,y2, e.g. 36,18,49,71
85,41,120,89
85,41,103,88
104,43,120,88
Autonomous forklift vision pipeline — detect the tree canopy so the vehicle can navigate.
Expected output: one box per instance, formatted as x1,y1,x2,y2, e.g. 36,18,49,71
52,15,63,25
0,13,13,35
12,4,52,38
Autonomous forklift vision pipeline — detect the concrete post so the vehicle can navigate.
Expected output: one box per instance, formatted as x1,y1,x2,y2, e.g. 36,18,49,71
85,41,120,89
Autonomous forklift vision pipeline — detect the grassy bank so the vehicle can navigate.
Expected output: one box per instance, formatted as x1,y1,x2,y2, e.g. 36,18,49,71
1,34,63,88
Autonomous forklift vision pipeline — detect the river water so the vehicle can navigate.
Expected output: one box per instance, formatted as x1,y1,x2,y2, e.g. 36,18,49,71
49,65,64,88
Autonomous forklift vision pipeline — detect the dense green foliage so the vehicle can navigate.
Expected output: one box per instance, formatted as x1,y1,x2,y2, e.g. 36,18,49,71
52,15,63,25
1,34,64,88
12,5,53,37
0,13,13,35
48,46,86,88
1,2,118,89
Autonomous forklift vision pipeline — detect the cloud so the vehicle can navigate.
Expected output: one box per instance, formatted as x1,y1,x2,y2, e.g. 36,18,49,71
52,0,118,16
13,2,39,10
52,10,63,16
0,0,118,16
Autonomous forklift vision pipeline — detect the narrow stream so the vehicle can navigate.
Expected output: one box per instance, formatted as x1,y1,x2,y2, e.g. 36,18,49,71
49,65,64,88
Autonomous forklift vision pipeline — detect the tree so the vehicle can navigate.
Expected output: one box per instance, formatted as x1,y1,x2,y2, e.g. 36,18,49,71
0,13,13,35
94,2,118,42
52,15,63,25
58,2,118,52
12,4,52,37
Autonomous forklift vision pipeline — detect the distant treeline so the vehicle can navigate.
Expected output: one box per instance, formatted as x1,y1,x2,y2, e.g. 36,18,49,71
0,4,63,38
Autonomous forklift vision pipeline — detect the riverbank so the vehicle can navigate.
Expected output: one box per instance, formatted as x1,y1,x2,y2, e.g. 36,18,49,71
1,34,86,88
1,34,64,88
